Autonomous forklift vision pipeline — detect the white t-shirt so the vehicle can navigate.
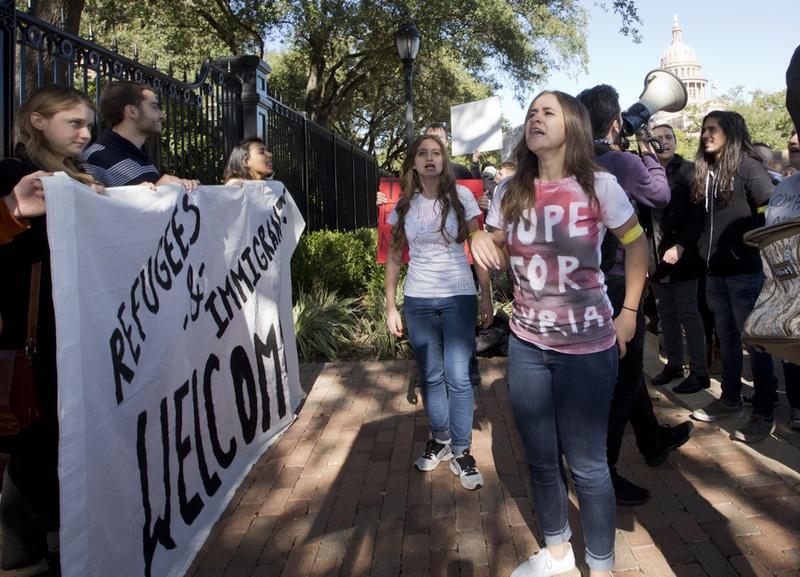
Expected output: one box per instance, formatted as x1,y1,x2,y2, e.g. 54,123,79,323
388,185,481,298
486,172,634,354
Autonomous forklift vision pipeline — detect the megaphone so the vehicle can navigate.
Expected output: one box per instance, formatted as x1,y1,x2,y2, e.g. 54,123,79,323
621,69,688,137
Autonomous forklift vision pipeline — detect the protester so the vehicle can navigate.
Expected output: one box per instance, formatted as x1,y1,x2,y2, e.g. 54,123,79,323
378,121,486,387
0,84,99,576
788,130,800,170
424,122,481,179
577,84,692,507
377,122,483,204
752,141,784,184
495,161,518,184
645,124,710,394
80,81,198,189
761,44,800,429
690,110,777,443
223,138,274,185
384,134,492,490
471,90,648,577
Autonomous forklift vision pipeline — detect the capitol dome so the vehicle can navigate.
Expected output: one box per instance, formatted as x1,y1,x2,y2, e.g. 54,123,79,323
659,15,708,105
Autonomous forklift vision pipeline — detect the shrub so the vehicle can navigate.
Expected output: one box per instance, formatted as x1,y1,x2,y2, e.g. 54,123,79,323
291,228,379,298
292,286,360,361
352,280,413,360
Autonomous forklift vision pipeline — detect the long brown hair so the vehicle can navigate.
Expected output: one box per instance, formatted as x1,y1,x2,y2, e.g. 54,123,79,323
501,90,600,227
391,135,468,248
16,84,95,185
692,110,756,204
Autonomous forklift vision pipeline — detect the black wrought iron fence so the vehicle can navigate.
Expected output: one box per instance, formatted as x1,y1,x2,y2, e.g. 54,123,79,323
265,95,383,231
3,5,242,184
1,0,384,230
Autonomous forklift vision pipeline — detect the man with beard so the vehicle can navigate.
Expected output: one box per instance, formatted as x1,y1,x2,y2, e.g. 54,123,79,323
81,82,198,189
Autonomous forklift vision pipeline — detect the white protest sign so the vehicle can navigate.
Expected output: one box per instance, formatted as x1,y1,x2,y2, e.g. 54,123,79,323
450,96,503,156
44,174,305,577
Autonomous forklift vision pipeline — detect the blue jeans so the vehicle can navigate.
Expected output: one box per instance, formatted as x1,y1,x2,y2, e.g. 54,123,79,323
403,295,476,454
705,272,776,418
507,334,617,572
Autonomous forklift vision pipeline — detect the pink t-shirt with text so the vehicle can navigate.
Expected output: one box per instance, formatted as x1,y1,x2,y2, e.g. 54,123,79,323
486,172,634,354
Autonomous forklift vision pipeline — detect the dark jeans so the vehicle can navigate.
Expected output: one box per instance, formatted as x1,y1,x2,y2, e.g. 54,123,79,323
0,417,58,569
705,273,776,418
785,362,800,409
651,279,708,376
605,276,662,465
507,334,617,572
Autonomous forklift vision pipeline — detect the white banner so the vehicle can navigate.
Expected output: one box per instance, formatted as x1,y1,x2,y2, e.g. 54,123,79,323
450,96,503,156
43,174,305,577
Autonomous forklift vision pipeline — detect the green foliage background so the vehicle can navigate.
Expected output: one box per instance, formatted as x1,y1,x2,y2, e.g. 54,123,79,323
291,229,411,361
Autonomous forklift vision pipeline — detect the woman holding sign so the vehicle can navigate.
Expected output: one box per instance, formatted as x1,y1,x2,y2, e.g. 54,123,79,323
471,91,647,577
0,85,97,575
385,134,492,490
222,137,275,185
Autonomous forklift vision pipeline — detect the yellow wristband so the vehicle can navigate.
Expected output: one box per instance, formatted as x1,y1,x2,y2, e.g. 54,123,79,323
469,229,482,239
620,223,644,245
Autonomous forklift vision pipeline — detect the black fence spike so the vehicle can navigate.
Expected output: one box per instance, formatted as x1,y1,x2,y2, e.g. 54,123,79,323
133,45,139,61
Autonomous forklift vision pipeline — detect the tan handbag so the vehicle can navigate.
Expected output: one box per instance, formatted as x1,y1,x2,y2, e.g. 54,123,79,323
742,218,800,364
0,262,43,437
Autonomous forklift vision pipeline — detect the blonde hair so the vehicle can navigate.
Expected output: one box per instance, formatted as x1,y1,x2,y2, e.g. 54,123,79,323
16,84,95,185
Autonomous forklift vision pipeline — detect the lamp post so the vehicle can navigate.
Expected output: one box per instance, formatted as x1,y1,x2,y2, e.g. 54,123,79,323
395,23,421,149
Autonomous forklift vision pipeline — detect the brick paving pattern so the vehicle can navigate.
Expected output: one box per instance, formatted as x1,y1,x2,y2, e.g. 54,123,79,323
2,334,798,576
185,333,800,577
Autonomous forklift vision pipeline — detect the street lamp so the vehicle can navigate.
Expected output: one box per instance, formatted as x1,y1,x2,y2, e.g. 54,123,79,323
395,23,421,149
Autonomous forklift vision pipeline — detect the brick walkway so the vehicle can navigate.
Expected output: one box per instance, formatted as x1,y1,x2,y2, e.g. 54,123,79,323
187,334,800,577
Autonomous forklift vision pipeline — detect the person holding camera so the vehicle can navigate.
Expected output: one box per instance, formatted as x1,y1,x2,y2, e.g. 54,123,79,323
577,84,693,507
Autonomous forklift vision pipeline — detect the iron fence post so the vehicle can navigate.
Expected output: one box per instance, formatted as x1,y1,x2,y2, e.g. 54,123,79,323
215,55,271,146
1,0,15,158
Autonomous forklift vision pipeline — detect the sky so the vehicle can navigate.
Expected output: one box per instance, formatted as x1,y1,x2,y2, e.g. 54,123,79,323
497,0,799,128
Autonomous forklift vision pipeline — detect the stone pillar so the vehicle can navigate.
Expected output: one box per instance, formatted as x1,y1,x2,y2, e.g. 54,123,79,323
215,55,272,146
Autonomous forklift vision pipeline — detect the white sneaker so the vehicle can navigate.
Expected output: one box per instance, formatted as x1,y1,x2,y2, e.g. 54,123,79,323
449,450,483,490
510,544,576,577
414,438,452,471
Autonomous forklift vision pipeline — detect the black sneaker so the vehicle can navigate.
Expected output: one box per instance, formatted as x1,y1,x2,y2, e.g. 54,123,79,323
449,450,484,490
672,373,711,394
645,421,694,467
651,365,684,386
414,438,453,471
742,392,779,406
611,469,650,506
